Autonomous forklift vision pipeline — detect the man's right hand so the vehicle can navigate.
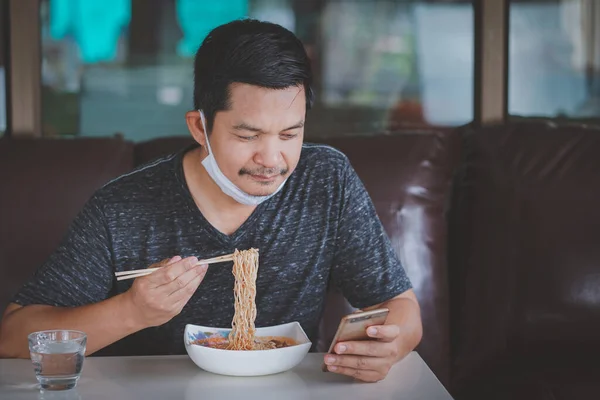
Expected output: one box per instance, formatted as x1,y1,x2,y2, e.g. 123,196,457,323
124,256,208,328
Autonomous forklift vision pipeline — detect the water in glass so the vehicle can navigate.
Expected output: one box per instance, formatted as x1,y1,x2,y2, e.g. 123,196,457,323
28,330,86,391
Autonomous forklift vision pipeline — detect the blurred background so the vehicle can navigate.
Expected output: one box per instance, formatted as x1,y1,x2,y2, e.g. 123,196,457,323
2,0,598,141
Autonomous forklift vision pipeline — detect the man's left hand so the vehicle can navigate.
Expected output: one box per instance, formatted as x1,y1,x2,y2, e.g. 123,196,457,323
323,324,403,383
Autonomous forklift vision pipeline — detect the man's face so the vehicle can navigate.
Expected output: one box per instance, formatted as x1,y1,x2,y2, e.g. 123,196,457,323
206,83,306,196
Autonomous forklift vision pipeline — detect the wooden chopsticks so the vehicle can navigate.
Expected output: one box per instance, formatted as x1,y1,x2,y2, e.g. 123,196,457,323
114,253,234,281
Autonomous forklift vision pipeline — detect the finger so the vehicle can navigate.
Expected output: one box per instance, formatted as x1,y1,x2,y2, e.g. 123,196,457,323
324,354,386,372
149,256,181,269
164,263,208,296
365,324,400,342
147,257,198,286
334,340,392,358
165,256,182,266
171,265,208,303
142,256,184,284
325,365,383,383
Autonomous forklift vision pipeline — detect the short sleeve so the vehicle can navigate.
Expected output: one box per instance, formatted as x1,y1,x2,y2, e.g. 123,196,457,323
330,161,412,309
12,195,114,308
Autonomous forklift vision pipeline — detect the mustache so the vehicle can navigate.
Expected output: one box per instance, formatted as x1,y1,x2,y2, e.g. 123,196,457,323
239,167,289,176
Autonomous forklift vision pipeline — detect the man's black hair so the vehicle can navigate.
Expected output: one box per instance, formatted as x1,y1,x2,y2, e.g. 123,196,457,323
193,19,314,133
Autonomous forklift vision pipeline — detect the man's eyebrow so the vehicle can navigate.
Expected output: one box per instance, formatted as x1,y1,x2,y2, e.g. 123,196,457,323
282,121,304,131
231,120,305,133
232,122,263,132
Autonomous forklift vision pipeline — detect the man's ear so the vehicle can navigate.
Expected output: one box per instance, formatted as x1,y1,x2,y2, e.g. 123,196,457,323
185,110,207,147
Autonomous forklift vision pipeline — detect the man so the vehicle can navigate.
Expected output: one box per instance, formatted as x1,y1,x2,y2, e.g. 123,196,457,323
0,19,422,382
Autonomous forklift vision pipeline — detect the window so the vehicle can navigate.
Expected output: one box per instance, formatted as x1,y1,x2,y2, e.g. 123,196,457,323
509,0,600,119
40,0,474,141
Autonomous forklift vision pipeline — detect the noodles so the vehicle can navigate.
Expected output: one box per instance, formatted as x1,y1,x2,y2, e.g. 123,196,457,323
190,248,298,351
227,248,260,350
193,336,298,350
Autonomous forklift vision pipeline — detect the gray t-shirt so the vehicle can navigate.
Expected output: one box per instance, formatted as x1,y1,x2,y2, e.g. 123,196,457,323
13,143,411,356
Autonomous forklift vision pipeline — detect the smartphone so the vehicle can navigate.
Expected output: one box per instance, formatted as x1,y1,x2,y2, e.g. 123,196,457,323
322,308,389,372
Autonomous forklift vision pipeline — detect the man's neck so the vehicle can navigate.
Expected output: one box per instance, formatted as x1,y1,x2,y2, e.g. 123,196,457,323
182,146,257,235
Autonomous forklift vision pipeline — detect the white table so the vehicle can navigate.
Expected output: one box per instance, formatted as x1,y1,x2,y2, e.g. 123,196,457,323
0,352,453,400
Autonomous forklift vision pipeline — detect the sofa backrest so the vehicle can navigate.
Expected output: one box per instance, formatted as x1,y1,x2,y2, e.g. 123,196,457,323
449,121,600,391
0,137,133,316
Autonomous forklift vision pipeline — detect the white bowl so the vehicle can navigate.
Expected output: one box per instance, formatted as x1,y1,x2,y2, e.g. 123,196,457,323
184,321,312,377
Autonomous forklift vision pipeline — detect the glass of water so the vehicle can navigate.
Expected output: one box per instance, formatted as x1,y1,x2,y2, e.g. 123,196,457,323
28,330,87,391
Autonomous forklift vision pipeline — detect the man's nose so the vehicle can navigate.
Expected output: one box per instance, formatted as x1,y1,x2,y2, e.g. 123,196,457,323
254,142,283,168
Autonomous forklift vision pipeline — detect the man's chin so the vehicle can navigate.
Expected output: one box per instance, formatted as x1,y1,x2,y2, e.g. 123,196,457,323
246,186,278,196
241,180,282,196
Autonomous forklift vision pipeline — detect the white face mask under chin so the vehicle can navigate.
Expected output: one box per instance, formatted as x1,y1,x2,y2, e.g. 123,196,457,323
198,110,288,206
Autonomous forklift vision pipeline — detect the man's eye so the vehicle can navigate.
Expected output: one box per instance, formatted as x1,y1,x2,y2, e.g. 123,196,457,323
281,133,298,140
237,135,258,141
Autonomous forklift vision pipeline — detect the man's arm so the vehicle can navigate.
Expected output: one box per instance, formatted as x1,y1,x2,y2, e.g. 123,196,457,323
0,296,139,358
0,256,208,359
325,158,422,382
0,194,197,359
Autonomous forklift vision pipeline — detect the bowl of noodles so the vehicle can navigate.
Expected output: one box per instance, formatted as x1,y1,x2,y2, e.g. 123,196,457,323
184,248,312,376
184,321,311,376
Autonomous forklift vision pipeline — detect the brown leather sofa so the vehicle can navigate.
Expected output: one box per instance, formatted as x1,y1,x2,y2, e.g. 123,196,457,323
449,122,600,400
1,120,599,399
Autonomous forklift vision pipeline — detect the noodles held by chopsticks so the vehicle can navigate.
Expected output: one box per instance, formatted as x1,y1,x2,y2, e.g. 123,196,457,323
227,248,261,350
192,248,294,351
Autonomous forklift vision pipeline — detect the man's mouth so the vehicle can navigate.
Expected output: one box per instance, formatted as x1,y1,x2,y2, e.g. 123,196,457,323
250,174,278,182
